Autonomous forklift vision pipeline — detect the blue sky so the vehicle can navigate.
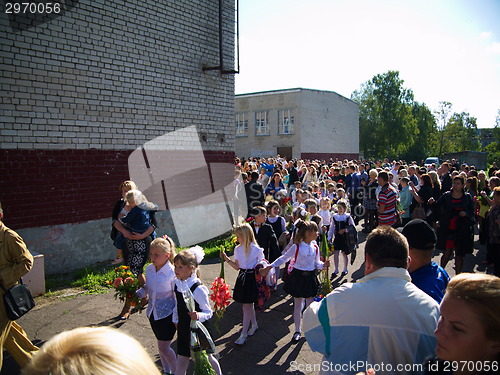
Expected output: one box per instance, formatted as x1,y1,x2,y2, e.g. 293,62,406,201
235,0,500,128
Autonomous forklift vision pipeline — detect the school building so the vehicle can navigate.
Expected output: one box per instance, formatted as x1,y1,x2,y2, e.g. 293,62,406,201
0,0,237,274
235,88,359,161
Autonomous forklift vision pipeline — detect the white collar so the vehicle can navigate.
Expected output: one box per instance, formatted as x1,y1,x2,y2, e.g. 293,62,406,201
359,267,411,283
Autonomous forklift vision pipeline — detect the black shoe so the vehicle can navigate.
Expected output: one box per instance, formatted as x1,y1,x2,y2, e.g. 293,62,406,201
330,272,338,280
341,271,348,276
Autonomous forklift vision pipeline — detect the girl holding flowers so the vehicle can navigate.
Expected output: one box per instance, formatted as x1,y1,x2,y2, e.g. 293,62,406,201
136,236,177,375
222,223,267,345
173,248,221,375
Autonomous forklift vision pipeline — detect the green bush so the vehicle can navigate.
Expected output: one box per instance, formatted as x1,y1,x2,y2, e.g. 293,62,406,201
45,233,235,295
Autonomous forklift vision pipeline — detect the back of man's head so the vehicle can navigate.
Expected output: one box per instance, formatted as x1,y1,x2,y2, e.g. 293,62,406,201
250,171,259,180
365,226,409,270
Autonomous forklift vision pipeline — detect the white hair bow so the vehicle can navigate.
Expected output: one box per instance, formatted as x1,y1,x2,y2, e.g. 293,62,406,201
186,245,205,264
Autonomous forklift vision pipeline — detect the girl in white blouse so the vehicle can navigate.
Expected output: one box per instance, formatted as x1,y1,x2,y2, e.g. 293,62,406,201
173,249,221,375
136,236,177,375
262,220,329,342
223,223,267,345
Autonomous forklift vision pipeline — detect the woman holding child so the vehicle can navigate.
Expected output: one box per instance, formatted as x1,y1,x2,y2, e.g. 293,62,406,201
110,180,157,319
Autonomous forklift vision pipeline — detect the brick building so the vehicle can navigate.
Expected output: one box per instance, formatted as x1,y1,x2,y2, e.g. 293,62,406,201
235,88,359,161
0,0,237,273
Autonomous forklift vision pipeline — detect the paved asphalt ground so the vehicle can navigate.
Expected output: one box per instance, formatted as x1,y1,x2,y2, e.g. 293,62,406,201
3,227,493,375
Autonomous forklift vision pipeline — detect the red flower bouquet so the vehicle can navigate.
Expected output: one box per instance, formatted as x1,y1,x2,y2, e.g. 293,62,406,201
210,250,232,331
108,265,143,311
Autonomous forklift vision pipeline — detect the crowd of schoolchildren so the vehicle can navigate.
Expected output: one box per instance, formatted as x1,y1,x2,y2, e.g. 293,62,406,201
236,156,500,277
99,156,499,374
12,156,500,375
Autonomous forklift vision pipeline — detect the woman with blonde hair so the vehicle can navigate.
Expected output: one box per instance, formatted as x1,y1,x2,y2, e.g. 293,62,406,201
302,165,317,189
428,170,442,199
110,181,156,319
425,273,500,374
22,327,161,375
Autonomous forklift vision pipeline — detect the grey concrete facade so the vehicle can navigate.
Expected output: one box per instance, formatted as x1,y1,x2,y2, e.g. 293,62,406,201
235,88,359,160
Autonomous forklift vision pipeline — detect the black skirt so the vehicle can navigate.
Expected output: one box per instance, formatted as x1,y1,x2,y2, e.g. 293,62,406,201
149,313,176,341
283,268,319,298
233,269,257,304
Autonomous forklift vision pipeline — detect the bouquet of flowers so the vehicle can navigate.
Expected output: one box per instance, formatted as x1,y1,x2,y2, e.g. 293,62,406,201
180,281,217,375
317,232,333,299
108,265,142,310
282,200,293,219
210,249,232,332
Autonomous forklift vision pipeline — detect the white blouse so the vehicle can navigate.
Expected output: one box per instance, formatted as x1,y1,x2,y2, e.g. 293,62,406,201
271,241,323,271
327,213,356,242
233,242,265,270
172,274,212,324
136,262,176,320
318,209,332,226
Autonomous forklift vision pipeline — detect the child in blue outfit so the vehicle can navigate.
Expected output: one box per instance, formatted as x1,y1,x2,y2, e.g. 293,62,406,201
120,190,157,283
119,190,157,235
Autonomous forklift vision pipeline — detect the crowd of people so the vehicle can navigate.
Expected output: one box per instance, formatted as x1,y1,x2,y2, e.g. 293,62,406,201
236,156,500,277
1,154,499,374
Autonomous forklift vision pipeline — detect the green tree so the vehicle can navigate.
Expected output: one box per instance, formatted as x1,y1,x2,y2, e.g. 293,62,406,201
444,112,480,152
351,71,417,159
485,109,500,165
433,101,453,157
402,102,437,161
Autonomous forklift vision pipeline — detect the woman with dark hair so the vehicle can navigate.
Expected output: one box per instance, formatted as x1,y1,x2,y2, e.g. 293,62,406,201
430,175,475,274
265,173,286,198
409,173,434,222
466,176,478,197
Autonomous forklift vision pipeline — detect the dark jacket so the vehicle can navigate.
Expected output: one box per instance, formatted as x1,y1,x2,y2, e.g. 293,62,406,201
245,180,265,213
440,173,452,195
251,222,280,262
433,191,475,251
287,167,299,185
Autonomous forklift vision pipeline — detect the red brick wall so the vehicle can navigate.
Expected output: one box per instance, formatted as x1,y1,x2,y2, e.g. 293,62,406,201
0,149,234,229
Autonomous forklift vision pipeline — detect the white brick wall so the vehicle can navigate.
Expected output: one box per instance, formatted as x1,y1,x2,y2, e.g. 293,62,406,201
0,0,236,151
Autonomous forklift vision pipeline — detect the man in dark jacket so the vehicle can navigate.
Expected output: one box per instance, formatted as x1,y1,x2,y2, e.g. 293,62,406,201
287,160,299,186
440,162,452,194
245,171,265,217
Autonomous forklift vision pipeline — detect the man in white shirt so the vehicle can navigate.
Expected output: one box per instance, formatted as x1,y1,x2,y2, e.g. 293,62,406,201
303,226,439,375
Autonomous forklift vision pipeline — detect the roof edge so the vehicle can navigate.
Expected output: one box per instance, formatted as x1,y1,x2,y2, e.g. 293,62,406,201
235,87,357,105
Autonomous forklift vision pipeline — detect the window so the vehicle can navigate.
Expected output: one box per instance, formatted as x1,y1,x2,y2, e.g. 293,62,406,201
278,109,295,134
235,113,248,136
255,111,270,135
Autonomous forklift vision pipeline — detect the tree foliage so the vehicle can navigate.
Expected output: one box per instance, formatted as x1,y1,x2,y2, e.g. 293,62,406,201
402,102,437,161
351,71,495,161
352,70,425,159
485,110,500,165
444,112,480,153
